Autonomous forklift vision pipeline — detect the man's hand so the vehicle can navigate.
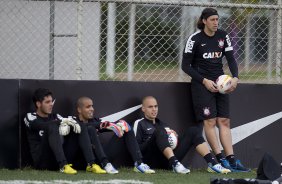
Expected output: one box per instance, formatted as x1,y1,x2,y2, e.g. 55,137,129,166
165,127,178,137
116,120,131,132
59,122,70,136
225,77,239,93
100,121,111,129
100,121,124,138
203,78,218,93
61,117,81,134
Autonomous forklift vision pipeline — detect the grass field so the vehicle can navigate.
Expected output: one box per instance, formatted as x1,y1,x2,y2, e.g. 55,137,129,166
0,167,257,184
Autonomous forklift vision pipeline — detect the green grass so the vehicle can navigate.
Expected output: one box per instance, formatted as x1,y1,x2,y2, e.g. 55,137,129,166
100,60,178,73
99,60,178,80
0,167,257,184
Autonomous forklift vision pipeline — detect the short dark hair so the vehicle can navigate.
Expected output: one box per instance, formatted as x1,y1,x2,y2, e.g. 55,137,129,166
76,96,91,109
197,7,218,30
32,88,53,108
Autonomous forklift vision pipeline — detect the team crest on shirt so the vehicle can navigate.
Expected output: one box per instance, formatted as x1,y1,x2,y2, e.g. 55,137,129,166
218,39,224,48
203,107,211,116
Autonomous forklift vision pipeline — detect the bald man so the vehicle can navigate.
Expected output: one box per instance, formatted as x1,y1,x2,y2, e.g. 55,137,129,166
73,96,155,174
133,96,231,174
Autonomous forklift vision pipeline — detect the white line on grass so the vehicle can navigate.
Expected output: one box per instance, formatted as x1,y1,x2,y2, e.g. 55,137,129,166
0,180,153,184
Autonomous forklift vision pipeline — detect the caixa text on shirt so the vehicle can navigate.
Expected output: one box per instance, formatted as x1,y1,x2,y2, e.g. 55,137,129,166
203,52,222,59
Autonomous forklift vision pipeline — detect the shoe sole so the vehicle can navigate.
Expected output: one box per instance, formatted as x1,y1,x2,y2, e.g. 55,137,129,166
230,169,251,173
173,168,190,174
207,167,230,174
86,169,107,174
134,167,155,174
106,171,119,174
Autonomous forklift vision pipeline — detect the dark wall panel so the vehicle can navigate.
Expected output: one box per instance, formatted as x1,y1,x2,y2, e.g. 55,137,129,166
19,80,195,168
0,79,279,169
0,79,19,169
229,84,282,168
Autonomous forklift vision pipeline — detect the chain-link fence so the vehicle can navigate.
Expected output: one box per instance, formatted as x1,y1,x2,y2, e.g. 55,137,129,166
0,0,281,83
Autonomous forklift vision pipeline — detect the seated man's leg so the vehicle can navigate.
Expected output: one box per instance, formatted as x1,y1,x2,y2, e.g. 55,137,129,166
123,130,143,165
87,126,118,174
87,126,108,165
175,126,230,174
44,123,67,169
33,124,77,174
33,132,59,170
154,125,190,174
70,122,106,174
174,126,203,160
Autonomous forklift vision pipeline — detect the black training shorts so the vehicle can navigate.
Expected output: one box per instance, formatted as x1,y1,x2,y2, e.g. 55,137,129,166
191,81,230,122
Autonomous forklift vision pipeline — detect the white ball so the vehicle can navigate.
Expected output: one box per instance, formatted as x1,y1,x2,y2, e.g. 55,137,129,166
165,128,178,150
216,74,232,94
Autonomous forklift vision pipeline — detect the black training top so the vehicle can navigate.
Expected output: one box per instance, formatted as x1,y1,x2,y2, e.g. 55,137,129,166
73,116,101,129
24,112,61,159
133,117,169,150
182,29,238,83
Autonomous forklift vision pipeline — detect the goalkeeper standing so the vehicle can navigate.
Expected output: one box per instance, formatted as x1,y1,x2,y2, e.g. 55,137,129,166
74,96,155,174
24,88,106,174
181,7,249,172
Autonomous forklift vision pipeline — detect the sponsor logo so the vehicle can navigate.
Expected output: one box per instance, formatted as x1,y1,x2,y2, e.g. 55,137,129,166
225,34,232,47
185,39,195,53
201,43,206,47
203,52,222,59
147,128,152,131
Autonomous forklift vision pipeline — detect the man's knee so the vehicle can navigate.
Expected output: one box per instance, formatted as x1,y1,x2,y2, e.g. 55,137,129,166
217,118,230,128
185,126,205,145
204,118,217,128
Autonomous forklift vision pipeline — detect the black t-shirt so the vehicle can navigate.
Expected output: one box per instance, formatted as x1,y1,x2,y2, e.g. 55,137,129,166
182,29,238,82
73,116,101,129
24,112,61,159
133,117,169,149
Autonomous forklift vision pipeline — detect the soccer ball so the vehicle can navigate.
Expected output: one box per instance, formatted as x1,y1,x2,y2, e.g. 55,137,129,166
216,74,232,94
165,128,178,150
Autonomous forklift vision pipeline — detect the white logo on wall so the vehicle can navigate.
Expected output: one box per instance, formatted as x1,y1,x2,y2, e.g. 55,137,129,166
100,104,142,122
100,105,282,150
202,111,282,150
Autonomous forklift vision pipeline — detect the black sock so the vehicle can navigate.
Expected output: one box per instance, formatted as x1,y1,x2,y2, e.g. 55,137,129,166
216,153,225,163
168,156,178,167
204,153,217,166
59,160,67,168
226,154,236,165
101,158,109,168
135,160,143,166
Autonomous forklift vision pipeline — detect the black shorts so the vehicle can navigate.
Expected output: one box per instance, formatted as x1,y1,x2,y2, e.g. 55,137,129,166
191,81,229,122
